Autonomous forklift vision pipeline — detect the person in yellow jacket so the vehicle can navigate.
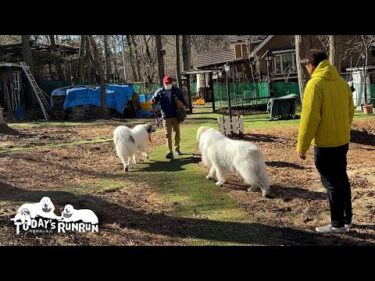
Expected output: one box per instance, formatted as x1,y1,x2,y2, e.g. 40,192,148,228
297,49,355,234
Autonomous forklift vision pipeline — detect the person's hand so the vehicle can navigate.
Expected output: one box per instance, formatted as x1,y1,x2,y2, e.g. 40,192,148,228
299,152,306,160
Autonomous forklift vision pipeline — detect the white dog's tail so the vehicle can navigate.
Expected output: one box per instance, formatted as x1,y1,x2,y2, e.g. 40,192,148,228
113,128,134,159
237,149,270,196
256,161,270,195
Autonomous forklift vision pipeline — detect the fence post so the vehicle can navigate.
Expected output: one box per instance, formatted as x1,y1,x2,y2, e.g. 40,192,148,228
218,116,225,135
239,115,244,137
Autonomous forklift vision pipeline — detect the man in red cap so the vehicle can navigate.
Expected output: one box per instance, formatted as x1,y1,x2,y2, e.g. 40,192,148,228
151,75,187,159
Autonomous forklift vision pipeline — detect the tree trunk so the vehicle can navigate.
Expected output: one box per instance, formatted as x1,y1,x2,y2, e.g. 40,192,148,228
103,35,112,80
329,35,343,72
175,35,182,88
22,35,34,73
22,35,38,107
85,36,95,83
155,35,165,86
295,35,315,102
182,35,191,71
111,36,118,77
131,35,142,82
121,35,127,81
88,35,108,118
126,35,138,82
142,35,153,83
49,35,65,81
78,35,86,84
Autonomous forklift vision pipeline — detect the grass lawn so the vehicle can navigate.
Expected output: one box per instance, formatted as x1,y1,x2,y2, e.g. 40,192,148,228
3,106,374,245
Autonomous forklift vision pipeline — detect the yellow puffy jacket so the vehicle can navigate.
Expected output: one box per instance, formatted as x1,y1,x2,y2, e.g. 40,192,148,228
297,59,355,153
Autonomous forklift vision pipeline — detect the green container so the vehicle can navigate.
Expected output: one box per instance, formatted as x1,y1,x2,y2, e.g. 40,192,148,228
267,94,298,120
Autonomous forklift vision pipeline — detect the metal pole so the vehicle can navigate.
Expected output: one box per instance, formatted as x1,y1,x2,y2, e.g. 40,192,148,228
226,67,232,120
364,51,368,104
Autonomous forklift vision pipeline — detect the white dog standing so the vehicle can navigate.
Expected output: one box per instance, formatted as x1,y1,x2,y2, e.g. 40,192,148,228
113,123,155,172
11,196,60,225
197,126,270,197
61,204,98,224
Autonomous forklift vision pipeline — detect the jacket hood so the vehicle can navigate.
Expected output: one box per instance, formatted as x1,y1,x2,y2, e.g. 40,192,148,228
311,59,341,81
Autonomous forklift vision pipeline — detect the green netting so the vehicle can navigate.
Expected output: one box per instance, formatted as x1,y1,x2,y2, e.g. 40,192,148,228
210,81,302,109
133,83,160,95
369,84,375,104
271,82,300,97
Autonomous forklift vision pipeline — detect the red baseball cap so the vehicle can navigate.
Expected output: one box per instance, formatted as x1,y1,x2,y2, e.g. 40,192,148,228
163,75,173,84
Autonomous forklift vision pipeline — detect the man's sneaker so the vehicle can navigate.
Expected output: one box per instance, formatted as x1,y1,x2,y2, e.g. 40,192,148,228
175,149,183,156
315,224,347,234
166,152,174,159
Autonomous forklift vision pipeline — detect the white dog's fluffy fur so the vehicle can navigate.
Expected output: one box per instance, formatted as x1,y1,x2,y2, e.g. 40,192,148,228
61,204,99,224
113,123,155,172
197,126,270,196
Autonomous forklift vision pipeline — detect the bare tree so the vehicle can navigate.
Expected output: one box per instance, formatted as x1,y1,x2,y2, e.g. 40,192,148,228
182,35,191,71
87,35,107,118
155,35,165,85
111,36,119,76
77,35,86,83
49,35,65,81
126,35,138,82
329,35,344,72
142,35,155,83
316,35,329,53
121,35,127,81
131,35,142,82
295,35,316,101
175,35,182,88
103,35,112,79
22,35,34,73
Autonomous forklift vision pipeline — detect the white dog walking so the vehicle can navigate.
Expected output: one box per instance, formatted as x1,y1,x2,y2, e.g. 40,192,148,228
197,126,270,197
113,123,155,172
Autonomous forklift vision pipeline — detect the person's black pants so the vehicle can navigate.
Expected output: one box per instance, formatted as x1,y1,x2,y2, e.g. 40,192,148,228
314,144,352,228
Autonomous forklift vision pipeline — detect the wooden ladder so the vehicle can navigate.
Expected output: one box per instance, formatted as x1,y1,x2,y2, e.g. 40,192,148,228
20,62,50,120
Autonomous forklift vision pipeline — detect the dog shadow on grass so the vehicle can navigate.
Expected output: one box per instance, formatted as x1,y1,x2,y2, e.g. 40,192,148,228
1,180,369,246
135,155,201,172
268,184,327,201
222,180,327,201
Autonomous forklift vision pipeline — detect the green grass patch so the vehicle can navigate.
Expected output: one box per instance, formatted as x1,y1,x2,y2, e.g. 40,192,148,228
62,179,126,195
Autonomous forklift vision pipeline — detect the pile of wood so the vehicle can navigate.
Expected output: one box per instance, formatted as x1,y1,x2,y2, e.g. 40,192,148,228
51,95,67,120
66,105,102,121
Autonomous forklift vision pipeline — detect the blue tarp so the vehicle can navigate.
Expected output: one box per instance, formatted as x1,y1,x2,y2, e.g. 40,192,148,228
51,84,135,114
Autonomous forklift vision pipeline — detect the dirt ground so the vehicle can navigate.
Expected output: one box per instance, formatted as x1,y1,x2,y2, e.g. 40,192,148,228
1,118,375,245
225,118,375,245
0,122,182,245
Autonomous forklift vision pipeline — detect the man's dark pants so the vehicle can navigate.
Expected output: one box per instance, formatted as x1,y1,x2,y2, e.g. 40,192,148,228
314,143,352,228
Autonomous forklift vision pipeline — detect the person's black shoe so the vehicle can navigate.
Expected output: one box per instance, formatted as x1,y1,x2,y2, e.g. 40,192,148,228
166,152,174,159
175,149,183,156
